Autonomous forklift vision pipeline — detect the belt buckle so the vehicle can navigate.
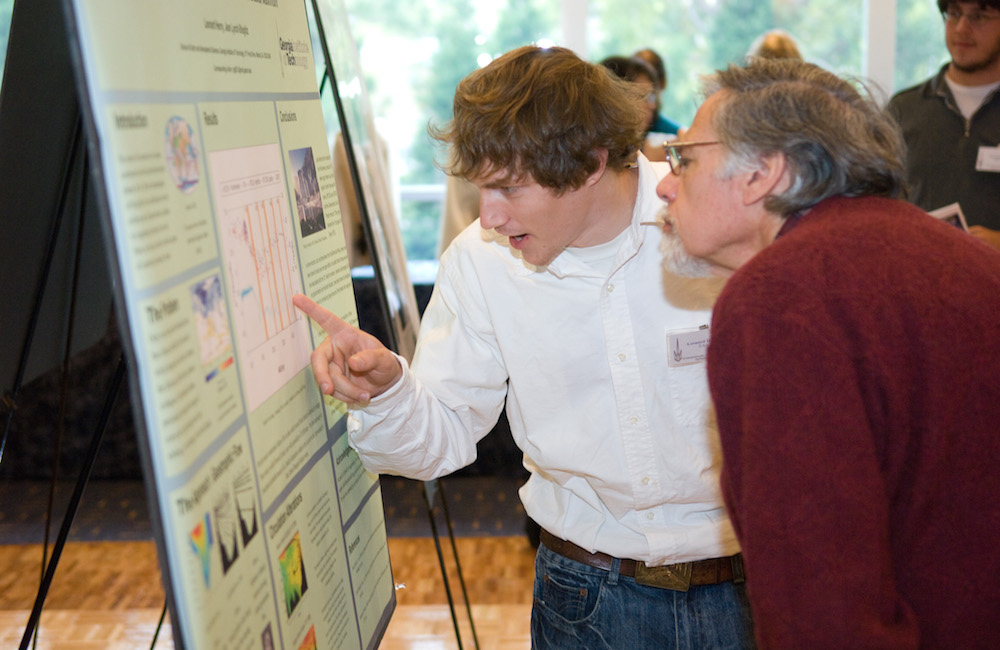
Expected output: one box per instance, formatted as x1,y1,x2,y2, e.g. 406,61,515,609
634,561,692,592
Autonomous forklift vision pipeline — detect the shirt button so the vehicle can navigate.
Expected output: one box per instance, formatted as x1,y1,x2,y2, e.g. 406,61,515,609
618,353,626,362
641,476,651,485
606,284,615,293
646,512,655,521
629,416,638,425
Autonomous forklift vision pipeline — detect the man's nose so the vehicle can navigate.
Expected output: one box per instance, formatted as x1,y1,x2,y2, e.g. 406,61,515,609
656,173,678,204
478,193,508,230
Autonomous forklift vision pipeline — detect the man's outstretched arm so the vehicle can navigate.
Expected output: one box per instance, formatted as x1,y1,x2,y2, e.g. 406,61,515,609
292,294,402,404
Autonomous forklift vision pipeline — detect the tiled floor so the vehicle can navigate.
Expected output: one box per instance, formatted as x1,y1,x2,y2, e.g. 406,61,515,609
0,475,537,649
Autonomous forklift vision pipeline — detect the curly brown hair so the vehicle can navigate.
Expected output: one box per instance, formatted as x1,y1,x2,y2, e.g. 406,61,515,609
430,46,646,194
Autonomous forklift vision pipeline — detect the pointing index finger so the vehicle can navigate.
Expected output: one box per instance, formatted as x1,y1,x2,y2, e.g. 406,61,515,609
292,293,344,335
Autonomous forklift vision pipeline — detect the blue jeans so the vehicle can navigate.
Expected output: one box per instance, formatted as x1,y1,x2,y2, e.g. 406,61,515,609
531,543,756,649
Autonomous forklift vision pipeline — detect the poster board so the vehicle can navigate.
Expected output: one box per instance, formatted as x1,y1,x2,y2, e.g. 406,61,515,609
61,1,395,648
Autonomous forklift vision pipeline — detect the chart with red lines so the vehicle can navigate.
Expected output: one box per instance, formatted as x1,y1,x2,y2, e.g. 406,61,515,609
209,142,311,412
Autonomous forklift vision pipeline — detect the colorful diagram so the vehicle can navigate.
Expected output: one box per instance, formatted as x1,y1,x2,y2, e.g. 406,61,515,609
189,513,213,588
297,625,317,650
164,116,200,193
278,532,309,617
190,274,232,366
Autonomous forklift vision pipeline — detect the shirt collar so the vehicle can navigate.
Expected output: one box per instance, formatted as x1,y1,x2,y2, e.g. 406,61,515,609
545,154,656,279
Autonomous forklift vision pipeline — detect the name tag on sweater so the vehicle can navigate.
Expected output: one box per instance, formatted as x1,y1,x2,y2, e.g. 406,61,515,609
667,326,710,367
976,146,1000,173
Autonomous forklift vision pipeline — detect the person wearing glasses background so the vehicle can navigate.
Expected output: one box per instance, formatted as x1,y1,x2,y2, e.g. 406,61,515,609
657,56,1000,648
294,45,756,648
600,54,672,162
633,47,685,138
887,0,1000,249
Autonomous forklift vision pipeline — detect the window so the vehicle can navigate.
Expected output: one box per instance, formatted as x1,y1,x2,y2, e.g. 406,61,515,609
343,0,559,260
340,0,951,261
895,0,950,90
0,0,953,261
588,0,868,128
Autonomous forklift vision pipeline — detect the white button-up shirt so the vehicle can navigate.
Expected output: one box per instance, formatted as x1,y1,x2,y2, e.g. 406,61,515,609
349,156,738,565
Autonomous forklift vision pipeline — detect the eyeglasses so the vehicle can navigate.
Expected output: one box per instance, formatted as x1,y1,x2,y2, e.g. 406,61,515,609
662,140,720,176
942,7,1000,26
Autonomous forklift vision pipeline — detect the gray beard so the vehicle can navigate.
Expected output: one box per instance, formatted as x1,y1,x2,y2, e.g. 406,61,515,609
656,206,715,278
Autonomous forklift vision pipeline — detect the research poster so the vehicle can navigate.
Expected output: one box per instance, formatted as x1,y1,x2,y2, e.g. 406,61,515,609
64,1,395,648
313,0,421,362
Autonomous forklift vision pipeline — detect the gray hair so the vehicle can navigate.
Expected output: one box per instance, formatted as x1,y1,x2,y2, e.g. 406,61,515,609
704,59,906,217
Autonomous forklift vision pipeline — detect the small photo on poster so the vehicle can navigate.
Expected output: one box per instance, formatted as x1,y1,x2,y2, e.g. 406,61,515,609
278,532,309,617
213,491,240,575
234,469,260,547
289,146,325,237
211,468,262,577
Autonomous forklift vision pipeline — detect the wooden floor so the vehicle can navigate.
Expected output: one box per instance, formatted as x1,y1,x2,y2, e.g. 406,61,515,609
0,536,537,649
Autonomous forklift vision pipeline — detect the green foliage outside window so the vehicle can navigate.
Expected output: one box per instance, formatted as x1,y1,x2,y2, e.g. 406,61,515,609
589,0,866,127
0,0,950,262
340,0,948,261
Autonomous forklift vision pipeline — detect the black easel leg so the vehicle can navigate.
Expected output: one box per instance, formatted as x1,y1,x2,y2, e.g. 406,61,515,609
37,140,91,650
0,115,83,467
436,480,480,650
150,599,168,649
19,355,126,650
423,479,464,650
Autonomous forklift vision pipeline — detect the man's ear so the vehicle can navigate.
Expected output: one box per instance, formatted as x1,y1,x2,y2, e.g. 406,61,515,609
585,148,610,186
742,152,789,206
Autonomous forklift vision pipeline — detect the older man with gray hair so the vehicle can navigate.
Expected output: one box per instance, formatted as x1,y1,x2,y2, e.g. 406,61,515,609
656,57,1000,647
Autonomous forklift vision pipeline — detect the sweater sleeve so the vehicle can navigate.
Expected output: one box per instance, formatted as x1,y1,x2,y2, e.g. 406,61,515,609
708,290,920,649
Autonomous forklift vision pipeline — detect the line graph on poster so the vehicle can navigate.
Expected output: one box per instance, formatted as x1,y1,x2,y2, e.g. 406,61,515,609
210,142,311,413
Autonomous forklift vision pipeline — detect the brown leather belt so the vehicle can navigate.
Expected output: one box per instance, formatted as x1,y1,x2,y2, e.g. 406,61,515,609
540,529,744,592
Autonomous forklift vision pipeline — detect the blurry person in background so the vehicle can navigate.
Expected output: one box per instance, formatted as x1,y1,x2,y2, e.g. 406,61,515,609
634,47,684,136
887,0,1000,249
600,54,670,161
746,29,803,60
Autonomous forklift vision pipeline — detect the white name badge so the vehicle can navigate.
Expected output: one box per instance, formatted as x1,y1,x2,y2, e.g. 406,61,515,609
667,325,710,367
976,145,1000,173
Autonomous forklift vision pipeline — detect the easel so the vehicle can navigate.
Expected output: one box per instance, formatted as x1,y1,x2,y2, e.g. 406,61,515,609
0,105,168,650
0,0,170,646
2,0,479,645
422,479,482,650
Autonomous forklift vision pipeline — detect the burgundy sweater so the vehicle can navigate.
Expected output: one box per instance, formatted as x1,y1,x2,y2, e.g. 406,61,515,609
708,196,1000,648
